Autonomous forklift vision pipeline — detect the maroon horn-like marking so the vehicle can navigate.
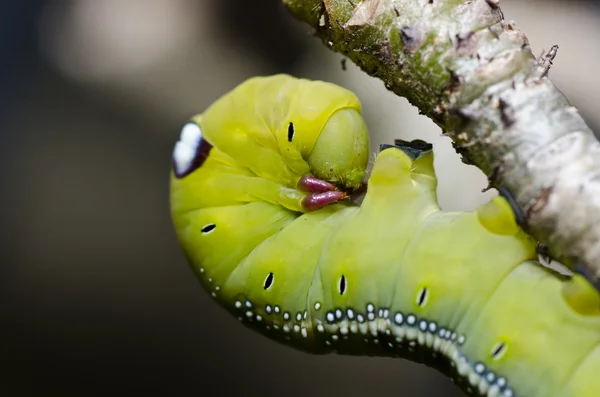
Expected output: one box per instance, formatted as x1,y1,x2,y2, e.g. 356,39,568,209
297,176,338,193
301,191,347,212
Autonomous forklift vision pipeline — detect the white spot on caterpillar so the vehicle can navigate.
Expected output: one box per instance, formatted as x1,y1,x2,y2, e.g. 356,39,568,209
474,363,485,374
317,324,324,333
274,305,280,314
234,301,242,309
173,122,203,176
283,312,290,320
314,302,321,310
393,312,403,325
301,328,308,338
347,309,355,320
296,312,302,322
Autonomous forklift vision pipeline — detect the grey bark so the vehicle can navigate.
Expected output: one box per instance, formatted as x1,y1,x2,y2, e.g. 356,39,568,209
282,0,600,285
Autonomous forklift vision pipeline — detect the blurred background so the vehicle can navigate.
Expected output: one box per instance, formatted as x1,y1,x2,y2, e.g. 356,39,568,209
2,0,599,396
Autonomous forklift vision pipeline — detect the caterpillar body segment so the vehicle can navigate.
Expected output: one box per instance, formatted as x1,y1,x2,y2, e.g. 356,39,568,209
169,75,600,397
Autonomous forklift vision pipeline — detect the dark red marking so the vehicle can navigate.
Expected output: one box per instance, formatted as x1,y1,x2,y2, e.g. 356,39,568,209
301,191,347,212
298,176,338,193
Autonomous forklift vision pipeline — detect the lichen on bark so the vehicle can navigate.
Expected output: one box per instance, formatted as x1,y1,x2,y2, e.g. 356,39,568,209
283,0,600,286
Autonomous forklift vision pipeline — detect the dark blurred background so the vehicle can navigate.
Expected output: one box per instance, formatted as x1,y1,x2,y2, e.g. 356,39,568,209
2,1,599,396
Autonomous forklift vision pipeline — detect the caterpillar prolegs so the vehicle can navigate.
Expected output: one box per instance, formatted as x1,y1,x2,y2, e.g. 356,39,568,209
169,75,600,397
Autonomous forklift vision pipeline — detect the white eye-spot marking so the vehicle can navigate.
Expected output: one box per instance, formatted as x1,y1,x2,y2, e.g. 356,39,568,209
296,312,302,322
274,305,280,314
173,122,207,177
407,315,416,325
458,335,465,345
234,301,242,309
283,312,290,320
301,328,308,338
245,300,252,308
491,341,508,360
317,324,324,333
335,309,343,320
338,275,347,295
367,303,374,313
287,122,295,142
263,272,274,290
201,224,216,234
417,287,429,307
265,305,272,314
314,302,321,310
326,312,335,323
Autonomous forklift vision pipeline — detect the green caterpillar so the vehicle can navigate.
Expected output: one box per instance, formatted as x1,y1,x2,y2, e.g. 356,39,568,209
169,74,600,397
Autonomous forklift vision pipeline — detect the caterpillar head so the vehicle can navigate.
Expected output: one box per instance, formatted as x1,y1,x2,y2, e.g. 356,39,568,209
306,107,369,191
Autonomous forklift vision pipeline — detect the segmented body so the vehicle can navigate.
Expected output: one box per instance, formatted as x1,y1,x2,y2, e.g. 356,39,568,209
170,75,600,397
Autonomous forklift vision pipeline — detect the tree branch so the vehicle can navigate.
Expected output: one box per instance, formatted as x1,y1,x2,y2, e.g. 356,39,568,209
282,0,600,286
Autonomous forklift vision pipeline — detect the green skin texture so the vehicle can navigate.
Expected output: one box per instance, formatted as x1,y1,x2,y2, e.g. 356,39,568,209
170,76,600,397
